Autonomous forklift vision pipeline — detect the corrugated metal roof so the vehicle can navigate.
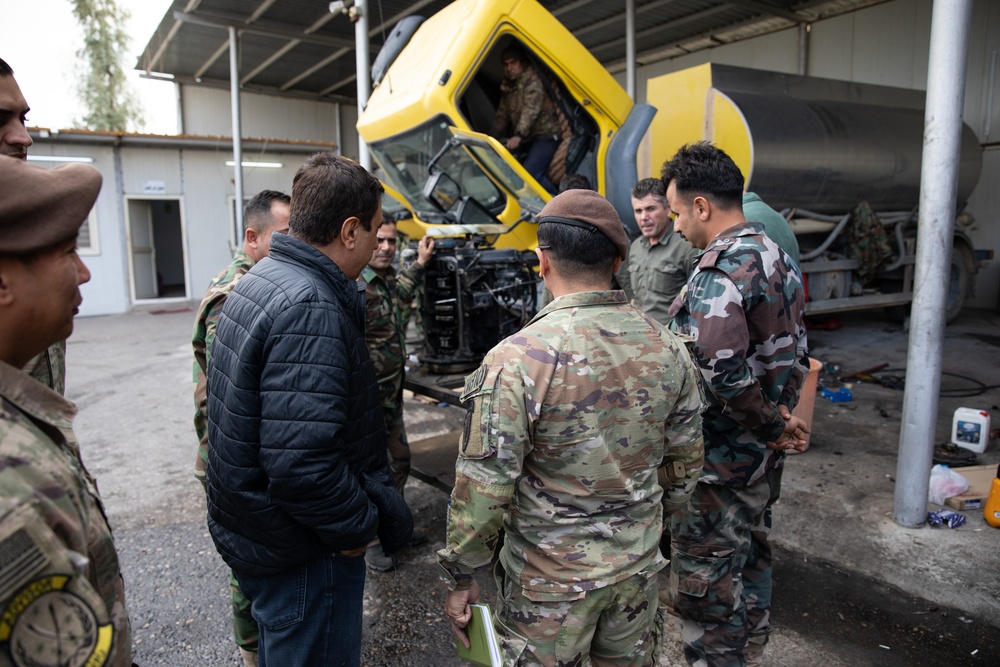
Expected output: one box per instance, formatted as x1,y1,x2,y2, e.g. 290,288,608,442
136,0,887,100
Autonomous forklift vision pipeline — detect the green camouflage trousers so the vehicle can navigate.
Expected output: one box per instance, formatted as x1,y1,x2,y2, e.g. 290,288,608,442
493,563,663,666
230,569,259,652
382,380,411,493
669,467,782,667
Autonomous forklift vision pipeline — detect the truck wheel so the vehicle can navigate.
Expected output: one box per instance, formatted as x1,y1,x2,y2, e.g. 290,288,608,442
883,246,971,324
945,245,973,324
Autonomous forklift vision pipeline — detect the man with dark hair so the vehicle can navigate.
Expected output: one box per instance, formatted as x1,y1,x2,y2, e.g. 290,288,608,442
489,45,561,193
0,157,133,666
361,218,434,571
0,58,32,160
191,189,290,667
1,58,67,394
617,177,699,325
557,172,592,192
662,142,810,667
206,153,412,666
440,189,704,667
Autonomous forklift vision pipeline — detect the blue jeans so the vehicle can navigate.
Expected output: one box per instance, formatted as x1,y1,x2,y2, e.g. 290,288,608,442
236,553,366,667
519,136,559,194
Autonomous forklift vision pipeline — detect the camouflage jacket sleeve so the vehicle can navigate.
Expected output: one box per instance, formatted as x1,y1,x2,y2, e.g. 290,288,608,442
514,71,546,138
660,335,705,516
192,293,226,460
489,87,512,138
778,331,809,411
395,262,426,305
687,268,787,443
436,357,521,591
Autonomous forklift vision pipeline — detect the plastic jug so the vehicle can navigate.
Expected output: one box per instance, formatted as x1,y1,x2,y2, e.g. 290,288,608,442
985,465,1000,528
951,408,990,454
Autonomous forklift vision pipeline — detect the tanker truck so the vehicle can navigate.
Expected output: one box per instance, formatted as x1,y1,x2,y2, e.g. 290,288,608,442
357,0,988,373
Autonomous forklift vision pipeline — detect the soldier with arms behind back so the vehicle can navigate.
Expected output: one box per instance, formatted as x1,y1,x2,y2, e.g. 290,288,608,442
0,157,132,666
438,189,704,666
664,142,810,667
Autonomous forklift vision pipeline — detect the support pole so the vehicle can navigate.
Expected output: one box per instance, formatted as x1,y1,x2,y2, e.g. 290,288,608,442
355,0,371,169
625,0,636,100
228,26,245,238
893,0,973,528
798,22,809,76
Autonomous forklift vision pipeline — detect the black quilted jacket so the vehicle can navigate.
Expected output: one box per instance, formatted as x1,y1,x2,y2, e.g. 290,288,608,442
206,233,412,577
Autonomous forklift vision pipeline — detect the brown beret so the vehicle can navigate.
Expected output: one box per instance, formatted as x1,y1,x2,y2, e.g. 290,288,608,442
536,188,629,260
0,157,102,253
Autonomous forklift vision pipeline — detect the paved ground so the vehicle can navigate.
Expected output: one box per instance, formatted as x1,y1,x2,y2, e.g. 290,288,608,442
64,305,1000,665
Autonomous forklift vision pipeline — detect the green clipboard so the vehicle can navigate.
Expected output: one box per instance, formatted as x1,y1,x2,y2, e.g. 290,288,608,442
455,603,501,666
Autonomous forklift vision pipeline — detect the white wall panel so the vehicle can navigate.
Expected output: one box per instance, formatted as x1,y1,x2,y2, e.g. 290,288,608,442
181,86,339,144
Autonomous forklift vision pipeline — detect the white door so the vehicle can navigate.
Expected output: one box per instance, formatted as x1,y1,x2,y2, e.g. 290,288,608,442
128,200,158,299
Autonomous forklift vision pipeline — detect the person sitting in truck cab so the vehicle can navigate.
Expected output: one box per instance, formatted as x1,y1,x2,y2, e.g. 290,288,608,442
488,45,561,194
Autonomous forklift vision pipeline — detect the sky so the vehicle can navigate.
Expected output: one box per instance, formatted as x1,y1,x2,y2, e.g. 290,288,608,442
5,0,178,134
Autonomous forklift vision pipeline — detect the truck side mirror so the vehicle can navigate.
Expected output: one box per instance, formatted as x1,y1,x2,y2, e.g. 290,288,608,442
422,171,463,213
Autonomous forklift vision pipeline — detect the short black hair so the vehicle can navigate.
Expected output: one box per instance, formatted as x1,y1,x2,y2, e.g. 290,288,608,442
661,142,744,211
631,177,666,203
537,221,617,281
558,173,592,193
244,190,290,233
289,153,384,245
0,58,13,77
501,45,527,64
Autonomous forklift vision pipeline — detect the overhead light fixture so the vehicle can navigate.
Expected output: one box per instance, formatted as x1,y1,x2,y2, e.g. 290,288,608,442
225,160,284,169
27,155,95,163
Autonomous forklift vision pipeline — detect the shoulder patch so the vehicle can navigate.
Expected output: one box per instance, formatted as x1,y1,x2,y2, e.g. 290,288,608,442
460,364,488,405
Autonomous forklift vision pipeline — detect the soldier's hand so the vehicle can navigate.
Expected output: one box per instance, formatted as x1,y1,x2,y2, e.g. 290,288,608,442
768,411,810,452
445,579,481,649
416,236,435,266
506,135,522,151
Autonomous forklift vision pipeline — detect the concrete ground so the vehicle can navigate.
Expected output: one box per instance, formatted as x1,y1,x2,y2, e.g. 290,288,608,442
63,305,1000,665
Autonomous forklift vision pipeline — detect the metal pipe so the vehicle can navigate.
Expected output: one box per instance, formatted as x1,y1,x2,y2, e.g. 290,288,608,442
626,0,636,100
893,0,973,528
334,102,343,156
228,26,245,238
355,0,371,169
798,23,809,75
175,82,184,135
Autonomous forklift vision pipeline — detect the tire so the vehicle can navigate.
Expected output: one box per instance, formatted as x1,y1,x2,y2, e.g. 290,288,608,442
883,245,972,324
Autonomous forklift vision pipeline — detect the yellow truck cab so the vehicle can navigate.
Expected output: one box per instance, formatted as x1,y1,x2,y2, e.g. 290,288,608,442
358,0,643,250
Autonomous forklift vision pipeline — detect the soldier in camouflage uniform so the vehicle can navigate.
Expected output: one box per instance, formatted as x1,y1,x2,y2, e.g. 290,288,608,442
191,189,289,667
489,44,562,193
438,189,704,667
663,143,810,667
1,58,69,395
361,218,434,571
0,157,132,666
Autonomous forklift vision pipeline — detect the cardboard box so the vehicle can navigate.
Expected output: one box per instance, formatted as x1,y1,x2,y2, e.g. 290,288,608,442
945,464,997,510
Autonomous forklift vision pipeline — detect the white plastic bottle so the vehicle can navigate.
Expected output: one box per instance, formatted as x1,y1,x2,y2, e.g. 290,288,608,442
951,408,991,454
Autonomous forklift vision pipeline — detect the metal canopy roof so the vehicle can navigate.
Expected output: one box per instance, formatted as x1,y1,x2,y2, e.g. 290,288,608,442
136,0,887,102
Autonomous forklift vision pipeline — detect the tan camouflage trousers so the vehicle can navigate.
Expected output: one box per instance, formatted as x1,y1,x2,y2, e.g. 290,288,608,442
668,467,782,667
493,564,662,666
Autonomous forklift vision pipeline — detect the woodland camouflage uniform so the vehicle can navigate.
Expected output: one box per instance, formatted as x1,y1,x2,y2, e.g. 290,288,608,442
489,65,561,141
191,249,257,654
361,262,426,491
438,290,704,666
0,360,132,666
669,223,808,667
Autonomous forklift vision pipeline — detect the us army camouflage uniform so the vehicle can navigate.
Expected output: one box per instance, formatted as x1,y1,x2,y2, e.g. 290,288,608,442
361,262,425,492
191,250,258,653
668,223,808,667
0,360,132,666
438,290,704,667
489,66,561,141
23,340,67,394
617,228,700,326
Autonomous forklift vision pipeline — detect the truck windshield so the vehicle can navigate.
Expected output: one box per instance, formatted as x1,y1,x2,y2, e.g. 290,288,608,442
369,115,505,218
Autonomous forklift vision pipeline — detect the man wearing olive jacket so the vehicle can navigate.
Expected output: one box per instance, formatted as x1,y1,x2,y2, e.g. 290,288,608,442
206,153,413,667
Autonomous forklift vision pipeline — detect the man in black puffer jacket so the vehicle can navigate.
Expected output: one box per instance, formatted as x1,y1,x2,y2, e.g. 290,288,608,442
206,153,413,667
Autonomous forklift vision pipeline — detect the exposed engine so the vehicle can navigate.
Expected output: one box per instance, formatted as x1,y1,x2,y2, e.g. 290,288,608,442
421,239,539,374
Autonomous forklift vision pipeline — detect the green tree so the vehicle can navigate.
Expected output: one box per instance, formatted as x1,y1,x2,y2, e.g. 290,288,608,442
71,0,144,131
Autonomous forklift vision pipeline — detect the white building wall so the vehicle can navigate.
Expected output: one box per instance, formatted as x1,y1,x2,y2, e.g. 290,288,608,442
624,0,1000,310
